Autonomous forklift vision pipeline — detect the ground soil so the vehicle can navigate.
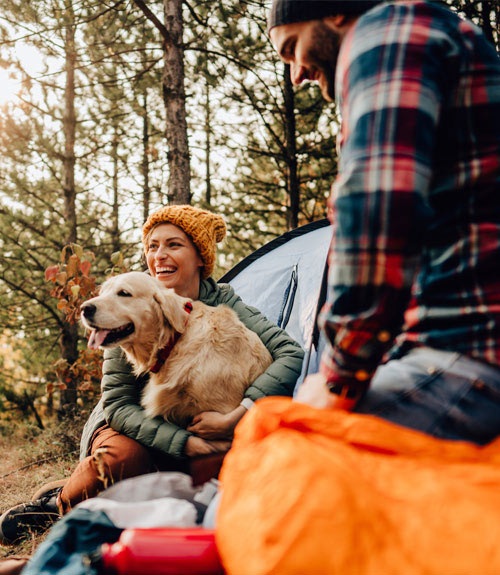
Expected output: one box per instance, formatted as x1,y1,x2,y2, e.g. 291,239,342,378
0,421,81,559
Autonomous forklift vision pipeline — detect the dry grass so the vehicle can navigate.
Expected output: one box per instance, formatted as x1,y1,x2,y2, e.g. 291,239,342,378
0,417,82,559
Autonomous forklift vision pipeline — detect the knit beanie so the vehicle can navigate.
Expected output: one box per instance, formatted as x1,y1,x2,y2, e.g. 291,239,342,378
268,0,383,31
142,205,226,279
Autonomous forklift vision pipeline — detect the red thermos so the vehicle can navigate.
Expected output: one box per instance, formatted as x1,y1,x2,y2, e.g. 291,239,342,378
96,528,224,575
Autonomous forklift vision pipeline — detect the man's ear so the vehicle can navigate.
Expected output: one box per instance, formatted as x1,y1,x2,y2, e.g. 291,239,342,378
324,14,355,32
153,291,190,333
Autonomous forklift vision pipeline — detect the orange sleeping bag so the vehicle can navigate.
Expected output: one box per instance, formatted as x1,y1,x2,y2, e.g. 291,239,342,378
216,397,500,575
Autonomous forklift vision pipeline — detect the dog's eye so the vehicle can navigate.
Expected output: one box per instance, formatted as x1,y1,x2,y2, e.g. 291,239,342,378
117,289,132,297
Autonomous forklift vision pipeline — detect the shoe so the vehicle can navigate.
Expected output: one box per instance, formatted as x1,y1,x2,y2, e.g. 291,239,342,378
31,478,67,502
0,488,62,545
0,556,29,574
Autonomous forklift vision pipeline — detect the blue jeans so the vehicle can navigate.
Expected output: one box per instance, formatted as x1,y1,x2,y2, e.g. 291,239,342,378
354,346,500,444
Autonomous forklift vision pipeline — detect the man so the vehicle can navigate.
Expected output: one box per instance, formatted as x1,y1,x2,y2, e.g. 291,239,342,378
270,0,500,443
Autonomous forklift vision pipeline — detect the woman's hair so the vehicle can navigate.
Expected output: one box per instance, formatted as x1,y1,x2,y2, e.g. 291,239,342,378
142,205,226,279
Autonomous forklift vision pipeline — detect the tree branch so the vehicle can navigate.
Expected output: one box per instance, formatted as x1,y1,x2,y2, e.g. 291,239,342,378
131,0,172,46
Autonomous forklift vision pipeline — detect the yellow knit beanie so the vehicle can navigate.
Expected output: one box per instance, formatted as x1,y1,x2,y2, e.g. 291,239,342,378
142,205,226,279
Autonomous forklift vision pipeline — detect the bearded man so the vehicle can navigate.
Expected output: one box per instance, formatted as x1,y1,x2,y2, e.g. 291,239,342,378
270,0,500,443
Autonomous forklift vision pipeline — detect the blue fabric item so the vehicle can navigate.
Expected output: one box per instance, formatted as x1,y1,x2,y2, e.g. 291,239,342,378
355,346,500,445
22,508,122,575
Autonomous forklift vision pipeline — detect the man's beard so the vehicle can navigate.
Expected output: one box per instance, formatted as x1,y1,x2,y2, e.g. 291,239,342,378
310,21,342,101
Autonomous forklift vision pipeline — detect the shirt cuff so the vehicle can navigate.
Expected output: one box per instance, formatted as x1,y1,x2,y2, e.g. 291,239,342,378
240,398,255,411
319,342,375,391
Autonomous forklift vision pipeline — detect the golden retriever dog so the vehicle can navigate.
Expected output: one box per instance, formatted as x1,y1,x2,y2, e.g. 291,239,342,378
80,272,272,427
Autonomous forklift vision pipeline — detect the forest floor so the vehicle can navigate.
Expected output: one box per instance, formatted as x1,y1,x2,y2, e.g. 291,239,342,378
0,417,82,560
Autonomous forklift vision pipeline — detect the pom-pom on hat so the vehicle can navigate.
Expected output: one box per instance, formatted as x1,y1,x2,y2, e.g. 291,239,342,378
142,205,226,279
268,0,383,32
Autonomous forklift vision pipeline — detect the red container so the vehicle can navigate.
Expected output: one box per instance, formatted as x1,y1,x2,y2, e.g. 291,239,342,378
98,528,224,575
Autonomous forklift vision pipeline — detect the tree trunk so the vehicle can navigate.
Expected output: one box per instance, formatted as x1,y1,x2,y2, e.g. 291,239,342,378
63,13,77,245
59,2,79,414
59,327,79,414
283,64,299,230
205,75,212,206
163,0,190,205
142,92,151,221
111,121,121,253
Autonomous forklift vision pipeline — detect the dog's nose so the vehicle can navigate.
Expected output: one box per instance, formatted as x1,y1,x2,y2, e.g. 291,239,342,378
81,303,96,320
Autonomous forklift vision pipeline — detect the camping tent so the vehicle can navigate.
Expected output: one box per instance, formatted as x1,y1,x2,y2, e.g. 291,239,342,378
220,219,332,391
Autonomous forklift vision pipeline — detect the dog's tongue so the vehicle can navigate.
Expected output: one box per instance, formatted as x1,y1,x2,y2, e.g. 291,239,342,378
88,329,110,350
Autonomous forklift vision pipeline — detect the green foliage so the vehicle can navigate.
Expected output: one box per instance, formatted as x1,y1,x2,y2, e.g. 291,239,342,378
184,0,335,269
444,0,499,47
0,0,497,421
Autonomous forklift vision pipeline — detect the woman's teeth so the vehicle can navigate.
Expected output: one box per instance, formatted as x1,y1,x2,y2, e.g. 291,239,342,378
157,266,176,274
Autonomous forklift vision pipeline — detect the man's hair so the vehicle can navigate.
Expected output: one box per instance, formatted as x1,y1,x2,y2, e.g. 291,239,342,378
268,0,383,31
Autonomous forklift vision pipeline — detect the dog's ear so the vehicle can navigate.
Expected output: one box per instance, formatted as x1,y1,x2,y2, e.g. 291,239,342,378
153,291,190,333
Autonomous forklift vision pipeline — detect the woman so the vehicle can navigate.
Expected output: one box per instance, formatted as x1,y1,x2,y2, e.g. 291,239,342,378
0,205,304,544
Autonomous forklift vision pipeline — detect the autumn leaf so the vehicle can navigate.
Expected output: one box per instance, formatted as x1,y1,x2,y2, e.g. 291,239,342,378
71,243,83,259
56,271,68,285
67,254,79,277
70,284,81,301
61,245,70,263
45,265,59,282
80,260,91,277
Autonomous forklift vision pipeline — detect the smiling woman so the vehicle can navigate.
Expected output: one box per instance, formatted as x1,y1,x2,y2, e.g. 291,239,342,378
0,204,305,546
0,68,20,105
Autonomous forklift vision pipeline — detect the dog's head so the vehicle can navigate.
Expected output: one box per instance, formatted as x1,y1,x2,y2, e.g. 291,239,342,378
80,272,192,350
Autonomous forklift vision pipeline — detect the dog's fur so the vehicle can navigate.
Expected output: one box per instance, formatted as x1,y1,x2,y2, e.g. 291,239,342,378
81,272,272,427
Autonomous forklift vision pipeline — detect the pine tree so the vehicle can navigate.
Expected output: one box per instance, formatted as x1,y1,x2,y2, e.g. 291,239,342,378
132,0,191,204
183,0,337,268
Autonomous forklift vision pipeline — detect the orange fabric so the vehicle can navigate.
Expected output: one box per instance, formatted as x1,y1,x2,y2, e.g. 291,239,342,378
216,397,500,575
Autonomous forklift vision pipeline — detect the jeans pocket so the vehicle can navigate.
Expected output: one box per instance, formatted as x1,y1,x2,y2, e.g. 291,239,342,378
438,376,500,444
357,357,447,416
470,377,500,402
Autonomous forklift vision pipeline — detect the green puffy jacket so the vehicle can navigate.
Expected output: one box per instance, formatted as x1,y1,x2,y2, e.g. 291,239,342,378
79,278,304,459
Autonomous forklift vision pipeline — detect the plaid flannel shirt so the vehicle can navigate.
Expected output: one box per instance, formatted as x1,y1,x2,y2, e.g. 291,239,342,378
319,1,500,391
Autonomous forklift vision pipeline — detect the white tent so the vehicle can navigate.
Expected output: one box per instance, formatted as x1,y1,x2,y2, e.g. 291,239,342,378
220,219,332,391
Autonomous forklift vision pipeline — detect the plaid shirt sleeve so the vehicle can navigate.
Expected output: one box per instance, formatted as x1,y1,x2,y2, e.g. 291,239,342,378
319,2,448,390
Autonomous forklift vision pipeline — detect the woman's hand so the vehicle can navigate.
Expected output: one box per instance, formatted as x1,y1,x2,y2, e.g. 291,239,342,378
294,372,357,411
187,406,247,440
185,435,231,457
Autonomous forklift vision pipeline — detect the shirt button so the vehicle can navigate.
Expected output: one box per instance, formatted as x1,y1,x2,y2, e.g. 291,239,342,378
427,366,436,375
377,330,391,343
355,370,370,381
